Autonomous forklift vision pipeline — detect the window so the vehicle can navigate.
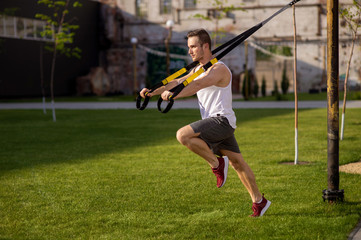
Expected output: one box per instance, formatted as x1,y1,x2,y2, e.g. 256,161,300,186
160,0,172,14
184,0,196,9
136,0,148,18
0,15,52,42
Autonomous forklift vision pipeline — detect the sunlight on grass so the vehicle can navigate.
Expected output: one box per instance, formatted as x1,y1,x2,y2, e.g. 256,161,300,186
0,109,360,239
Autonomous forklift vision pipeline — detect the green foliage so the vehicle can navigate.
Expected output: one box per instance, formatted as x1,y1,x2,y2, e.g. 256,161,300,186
281,64,289,95
340,0,361,33
146,46,187,87
253,79,259,98
272,80,280,97
233,90,361,102
193,13,211,21
242,72,251,100
73,1,81,7
207,0,245,16
35,13,53,23
35,0,83,121
192,0,244,46
256,45,293,61
210,30,226,47
261,76,266,97
242,71,259,99
256,49,272,61
35,0,82,59
354,91,361,100
268,45,293,56
339,0,360,107
0,8,19,16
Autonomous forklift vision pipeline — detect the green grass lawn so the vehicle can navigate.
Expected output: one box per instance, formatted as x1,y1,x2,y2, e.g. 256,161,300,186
0,109,360,239
0,95,137,103
234,91,361,101
1,90,360,103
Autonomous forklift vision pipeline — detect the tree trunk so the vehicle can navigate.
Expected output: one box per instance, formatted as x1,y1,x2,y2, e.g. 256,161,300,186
49,0,70,122
50,43,57,122
40,43,47,115
341,33,357,140
293,5,298,165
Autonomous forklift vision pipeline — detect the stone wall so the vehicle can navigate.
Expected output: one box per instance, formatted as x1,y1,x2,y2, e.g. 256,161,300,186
107,48,146,95
76,0,360,96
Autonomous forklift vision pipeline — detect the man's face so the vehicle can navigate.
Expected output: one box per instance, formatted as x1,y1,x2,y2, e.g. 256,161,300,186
187,36,205,62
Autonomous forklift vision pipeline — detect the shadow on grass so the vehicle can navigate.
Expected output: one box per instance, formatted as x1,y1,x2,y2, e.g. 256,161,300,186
0,108,331,175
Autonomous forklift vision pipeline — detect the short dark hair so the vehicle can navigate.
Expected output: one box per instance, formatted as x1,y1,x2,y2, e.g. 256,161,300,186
187,29,211,50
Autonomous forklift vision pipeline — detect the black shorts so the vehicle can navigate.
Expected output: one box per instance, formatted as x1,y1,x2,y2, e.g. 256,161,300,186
190,116,241,156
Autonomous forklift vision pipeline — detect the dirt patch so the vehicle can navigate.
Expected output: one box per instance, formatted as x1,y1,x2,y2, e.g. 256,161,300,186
339,161,361,175
279,161,361,175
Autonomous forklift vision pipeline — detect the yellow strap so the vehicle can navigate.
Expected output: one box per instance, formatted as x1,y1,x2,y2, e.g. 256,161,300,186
182,68,204,87
161,68,187,85
182,58,218,87
210,58,218,65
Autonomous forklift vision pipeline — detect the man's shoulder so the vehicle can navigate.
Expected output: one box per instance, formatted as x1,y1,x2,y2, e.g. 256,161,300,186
216,61,228,67
208,61,231,87
212,61,231,75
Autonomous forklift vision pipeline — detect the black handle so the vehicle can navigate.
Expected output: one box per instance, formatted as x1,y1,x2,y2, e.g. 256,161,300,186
157,97,174,114
136,94,151,110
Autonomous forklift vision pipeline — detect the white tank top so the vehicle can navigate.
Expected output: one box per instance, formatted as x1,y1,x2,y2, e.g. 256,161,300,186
194,61,237,129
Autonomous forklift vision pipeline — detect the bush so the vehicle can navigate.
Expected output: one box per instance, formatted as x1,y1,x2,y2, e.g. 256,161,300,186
253,79,259,98
242,72,251,100
281,64,289,95
353,91,361,100
272,80,279,96
261,76,266,97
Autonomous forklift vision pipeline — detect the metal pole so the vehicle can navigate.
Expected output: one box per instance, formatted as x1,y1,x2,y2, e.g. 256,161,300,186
323,0,344,203
293,5,298,165
133,43,137,95
244,41,249,100
131,37,138,96
165,25,173,76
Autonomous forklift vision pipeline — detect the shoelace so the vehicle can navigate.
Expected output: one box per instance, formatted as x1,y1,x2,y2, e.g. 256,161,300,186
212,169,222,177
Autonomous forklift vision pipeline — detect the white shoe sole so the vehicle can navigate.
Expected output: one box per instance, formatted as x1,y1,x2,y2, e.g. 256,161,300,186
260,200,271,216
219,156,229,188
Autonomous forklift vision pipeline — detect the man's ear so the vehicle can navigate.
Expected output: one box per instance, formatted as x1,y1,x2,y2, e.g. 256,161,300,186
203,42,210,51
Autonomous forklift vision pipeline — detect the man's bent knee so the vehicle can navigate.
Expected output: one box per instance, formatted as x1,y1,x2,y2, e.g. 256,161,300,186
176,127,188,145
176,125,197,146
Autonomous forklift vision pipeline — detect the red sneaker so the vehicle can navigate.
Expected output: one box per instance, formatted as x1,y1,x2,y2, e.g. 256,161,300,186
211,156,229,188
250,195,271,217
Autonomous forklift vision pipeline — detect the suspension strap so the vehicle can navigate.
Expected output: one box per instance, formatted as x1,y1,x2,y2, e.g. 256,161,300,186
158,0,301,113
136,61,198,110
136,22,258,110
157,59,219,113
158,23,262,113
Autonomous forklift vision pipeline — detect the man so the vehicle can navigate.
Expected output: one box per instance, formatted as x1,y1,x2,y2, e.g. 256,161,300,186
140,29,271,217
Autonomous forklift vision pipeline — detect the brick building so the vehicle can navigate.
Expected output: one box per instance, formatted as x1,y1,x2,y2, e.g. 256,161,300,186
1,0,360,97
114,0,361,93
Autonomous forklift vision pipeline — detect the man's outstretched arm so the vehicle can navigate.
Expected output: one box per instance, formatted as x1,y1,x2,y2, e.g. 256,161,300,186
161,64,230,100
